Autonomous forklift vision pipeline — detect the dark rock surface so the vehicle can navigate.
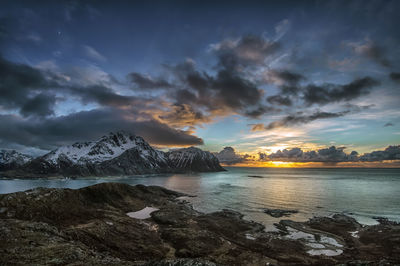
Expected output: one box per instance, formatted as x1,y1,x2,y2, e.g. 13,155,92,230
264,208,299,218
0,183,399,265
373,216,400,225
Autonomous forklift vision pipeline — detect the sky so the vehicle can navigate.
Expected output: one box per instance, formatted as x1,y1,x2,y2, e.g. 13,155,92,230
0,0,400,167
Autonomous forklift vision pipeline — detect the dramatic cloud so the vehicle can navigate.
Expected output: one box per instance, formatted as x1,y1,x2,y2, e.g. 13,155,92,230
20,93,56,117
258,145,400,163
68,85,143,107
210,35,281,70
214,147,246,165
158,103,211,128
266,70,305,87
260,146,355,163
211,70,263,111
0,56,206,149
0,108,203,151
163,59,266,118
0,1,399,163
129,72,173,89
389,72,400,83
0,56,57,116
267,95,292,106
252,111,350,131
264,70,304,107
359,145,400,161
0,56,156,113
303,77,379,105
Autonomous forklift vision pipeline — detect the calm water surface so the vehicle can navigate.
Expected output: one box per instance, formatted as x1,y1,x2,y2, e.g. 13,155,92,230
1,167,399,230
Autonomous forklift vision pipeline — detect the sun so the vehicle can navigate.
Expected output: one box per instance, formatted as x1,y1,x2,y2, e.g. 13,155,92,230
270,161,293,167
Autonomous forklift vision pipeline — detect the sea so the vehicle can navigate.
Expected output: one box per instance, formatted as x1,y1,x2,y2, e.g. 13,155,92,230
1,167,399,230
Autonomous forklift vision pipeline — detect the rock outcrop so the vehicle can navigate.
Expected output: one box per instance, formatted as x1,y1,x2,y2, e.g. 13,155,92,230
0,183,399,265
1,131,224,178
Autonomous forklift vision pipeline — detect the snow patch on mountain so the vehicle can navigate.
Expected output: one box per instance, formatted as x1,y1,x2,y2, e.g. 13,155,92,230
0,150,32,165
43,132,156,164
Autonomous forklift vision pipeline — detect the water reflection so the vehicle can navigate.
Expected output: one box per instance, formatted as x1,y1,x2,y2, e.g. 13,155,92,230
1,167,399,228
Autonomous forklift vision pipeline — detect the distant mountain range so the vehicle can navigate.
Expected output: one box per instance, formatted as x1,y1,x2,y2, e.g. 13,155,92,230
0,131,224,178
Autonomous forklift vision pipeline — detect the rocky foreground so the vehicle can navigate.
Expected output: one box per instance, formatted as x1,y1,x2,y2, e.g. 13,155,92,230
0,183,399,265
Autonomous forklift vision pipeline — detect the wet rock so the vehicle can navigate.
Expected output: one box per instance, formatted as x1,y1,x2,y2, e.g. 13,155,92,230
372,216,400,225
144,259,217,266
0,183,399,265
264,208,299,218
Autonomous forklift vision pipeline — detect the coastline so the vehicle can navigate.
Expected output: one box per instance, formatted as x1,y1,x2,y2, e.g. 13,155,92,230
1,183,399,265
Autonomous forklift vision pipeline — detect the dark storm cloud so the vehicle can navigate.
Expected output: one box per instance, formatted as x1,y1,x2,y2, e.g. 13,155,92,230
20,93,56,117
252,110,350,131
0,55,58,117
0,56,160,113
158,103,211,128
0,108,203,151
68,85,142,107
0,56,205,148
128,33,381,124
0,56,139,115
211,70,263,110
0,18,9,44
303,77,379,105
267,95,292,106
264,70,304,106
129,72,173,89
268,70,305,87
175,89,198,103
244,106,278,118
389,72,400,82
162,59,267,118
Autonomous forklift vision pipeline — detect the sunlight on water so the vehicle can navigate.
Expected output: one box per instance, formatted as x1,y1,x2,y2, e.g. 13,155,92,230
1,167,399,230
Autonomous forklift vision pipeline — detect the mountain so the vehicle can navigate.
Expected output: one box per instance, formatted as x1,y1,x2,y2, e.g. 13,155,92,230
0,150,32,171
4,131,224,177
167,147,225,172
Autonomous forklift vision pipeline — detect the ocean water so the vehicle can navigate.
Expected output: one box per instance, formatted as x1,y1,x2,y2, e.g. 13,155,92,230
1,167,399,230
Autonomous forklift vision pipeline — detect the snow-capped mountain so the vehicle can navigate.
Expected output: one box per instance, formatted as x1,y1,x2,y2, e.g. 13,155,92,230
43,131,166,165
167,147,225,172
0,150,32,171
8,131,224,178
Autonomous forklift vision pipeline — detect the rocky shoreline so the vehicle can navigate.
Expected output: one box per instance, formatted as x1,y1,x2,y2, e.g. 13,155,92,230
0,183,399,265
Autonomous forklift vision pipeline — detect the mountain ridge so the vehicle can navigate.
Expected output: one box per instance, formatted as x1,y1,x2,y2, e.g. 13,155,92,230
0,150,32,171
0,131,225,178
